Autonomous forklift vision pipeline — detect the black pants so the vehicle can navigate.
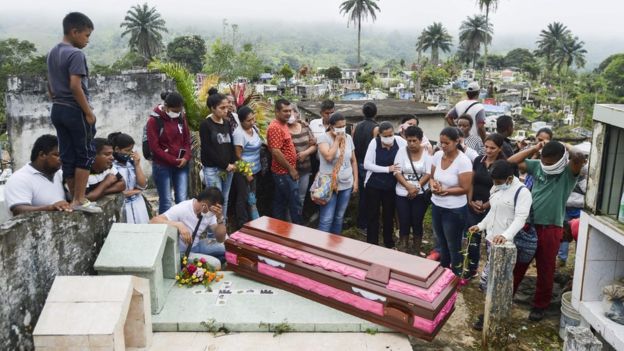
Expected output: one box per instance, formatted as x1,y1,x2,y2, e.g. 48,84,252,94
233,172,257,229
396,194,428,238
366,186,396,248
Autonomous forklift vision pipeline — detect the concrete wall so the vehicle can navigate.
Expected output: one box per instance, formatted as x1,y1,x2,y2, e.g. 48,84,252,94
5,73,176,174
0,194,124,351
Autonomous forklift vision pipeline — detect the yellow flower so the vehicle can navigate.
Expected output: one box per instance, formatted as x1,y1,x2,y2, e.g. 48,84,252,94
197,262,202,267
175,275,180,280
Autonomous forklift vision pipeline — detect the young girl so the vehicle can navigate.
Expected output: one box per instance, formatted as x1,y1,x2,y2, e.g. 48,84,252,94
108,132,150,224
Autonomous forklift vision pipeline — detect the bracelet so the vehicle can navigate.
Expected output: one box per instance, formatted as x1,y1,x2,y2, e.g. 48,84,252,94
217,218,225,224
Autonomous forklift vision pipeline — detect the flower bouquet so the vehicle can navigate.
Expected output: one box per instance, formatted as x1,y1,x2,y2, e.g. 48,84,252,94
176,256,224,288
234,159,254,177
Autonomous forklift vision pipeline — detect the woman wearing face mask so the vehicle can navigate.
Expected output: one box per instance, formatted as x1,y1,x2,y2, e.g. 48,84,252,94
147,91,192,214
232,106,263,228
108,132,149,224
429,127,473,276
288,104,317,208
364,121,407,248
393,126,431,253
468,160,532,330
465,133,506,277
150,187,227,269
316,113,358,234
201,93,237,221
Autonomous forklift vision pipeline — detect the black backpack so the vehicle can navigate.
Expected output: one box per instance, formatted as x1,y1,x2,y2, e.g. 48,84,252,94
142,111,185,161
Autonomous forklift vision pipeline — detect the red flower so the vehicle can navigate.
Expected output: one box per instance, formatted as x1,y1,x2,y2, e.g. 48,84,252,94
187,264,197,274
200,257,207,264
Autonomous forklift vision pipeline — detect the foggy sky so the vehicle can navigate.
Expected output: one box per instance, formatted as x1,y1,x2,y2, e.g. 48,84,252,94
3,0,621,40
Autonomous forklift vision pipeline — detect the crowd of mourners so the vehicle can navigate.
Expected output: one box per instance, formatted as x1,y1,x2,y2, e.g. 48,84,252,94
5,12,590,328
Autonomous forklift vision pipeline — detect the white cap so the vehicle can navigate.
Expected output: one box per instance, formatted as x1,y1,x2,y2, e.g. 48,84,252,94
467,82,480,92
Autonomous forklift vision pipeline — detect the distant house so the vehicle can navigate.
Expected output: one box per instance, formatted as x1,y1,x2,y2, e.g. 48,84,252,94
501,69,515,82
398,71,415,81
341,68,359,84
259,73,273,83
531,121,553,132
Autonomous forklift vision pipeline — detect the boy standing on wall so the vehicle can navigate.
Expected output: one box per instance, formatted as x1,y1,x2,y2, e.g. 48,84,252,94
47,12,101,213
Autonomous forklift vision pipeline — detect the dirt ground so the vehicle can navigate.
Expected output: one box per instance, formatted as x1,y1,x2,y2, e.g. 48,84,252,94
342,208,573,351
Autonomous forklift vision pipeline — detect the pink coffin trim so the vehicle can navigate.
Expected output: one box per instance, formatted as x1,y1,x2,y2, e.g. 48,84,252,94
225,252,238,266
230,232,367,280
257,262,384,316
412,292,458,334
386,269,456,303
229,231,454,302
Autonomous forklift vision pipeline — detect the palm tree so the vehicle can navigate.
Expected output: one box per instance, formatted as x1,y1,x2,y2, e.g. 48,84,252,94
554,35,587,72
339,0,380,69
459,15,492,68
417,22,453,66
120,3,168,61
536,22,571,72
476,0,498,82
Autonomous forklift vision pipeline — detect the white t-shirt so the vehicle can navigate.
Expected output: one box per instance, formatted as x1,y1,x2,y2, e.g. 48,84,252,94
393,147,432,197
452,99,485,136
431,151,473,208
163,199,218,252
309,118,327,140
4,164,66,213
88,165,120,188
317,133,355,191
463,146,479,162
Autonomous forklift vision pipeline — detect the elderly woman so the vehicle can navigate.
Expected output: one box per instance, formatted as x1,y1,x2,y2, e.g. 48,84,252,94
288,104,317,209
316,113,358,234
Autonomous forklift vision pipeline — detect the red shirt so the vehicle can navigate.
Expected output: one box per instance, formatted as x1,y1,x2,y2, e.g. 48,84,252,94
267,119,297,175
146,105,192,167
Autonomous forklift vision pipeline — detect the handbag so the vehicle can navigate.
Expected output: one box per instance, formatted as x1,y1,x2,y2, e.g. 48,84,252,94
405,147,432,203
310,135,346,205
512,186,537,264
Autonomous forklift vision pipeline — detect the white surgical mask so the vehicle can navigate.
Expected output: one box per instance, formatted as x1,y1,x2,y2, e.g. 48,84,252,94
167,111,181,118
334,127,346,134
381,136,395,145
287,115,296,124
494,183,511,192
540,150,569,175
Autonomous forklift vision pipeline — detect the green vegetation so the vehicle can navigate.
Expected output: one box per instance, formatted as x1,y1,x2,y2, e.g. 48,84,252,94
476,0,499,82
339,0,380,68
166,35,207,73
120,2,168,61
458,15,492,69
417,22,453,66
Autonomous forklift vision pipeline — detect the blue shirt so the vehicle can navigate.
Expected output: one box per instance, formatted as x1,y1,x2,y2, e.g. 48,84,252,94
232,127,262,174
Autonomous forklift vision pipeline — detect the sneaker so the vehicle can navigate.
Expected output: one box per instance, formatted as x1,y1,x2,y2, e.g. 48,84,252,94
426,250,440,261
72,200,103,214
528,308,545,322
472,314,484,331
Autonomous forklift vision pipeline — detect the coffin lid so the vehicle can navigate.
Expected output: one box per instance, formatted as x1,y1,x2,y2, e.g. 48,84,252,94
240,217,441,283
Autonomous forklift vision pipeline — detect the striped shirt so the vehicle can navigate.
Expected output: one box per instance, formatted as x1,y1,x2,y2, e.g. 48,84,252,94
289,121,315,173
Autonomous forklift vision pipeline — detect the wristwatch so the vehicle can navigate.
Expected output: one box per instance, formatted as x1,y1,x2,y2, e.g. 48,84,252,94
217,218,225,224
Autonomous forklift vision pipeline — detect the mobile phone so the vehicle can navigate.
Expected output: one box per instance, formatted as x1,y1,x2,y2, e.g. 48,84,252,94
178,149,186,159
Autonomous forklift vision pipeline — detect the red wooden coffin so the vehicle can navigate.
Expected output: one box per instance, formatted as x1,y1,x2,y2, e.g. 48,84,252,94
224,217,458,340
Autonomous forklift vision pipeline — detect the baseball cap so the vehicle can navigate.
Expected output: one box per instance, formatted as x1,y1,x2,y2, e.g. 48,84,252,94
467,82,480,92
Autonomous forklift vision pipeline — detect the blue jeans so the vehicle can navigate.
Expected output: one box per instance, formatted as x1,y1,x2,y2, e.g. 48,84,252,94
318,187,353,234
431,204,468,276
272,173,302,224
182,239,226,267
152,163,189,214
203,167,234,219
297,171,311,209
